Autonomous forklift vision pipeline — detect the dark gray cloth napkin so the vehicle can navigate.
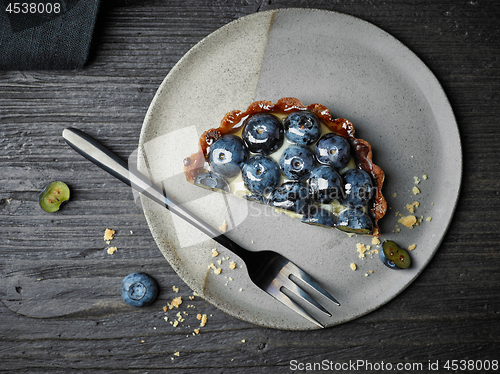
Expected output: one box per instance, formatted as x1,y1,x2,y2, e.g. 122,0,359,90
0,0,100,70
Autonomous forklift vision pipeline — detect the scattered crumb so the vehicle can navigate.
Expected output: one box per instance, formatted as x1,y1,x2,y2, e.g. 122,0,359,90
372,237,380,246
392,192,397,198
172,286,179,293
189,296,195,301
426,216,432,222
423,174,428,180
194,328,200,335
141,340,145,343
229,261,237,270
212,248,219,257
106,247,117,255
356,243,368,258
171,296,182,308
163,306,169,312
198,314,208,327
406,201,420,213
104,228,115,244
219,220,227,232
241,339,246,343
174,352,180,357
208,263,222,274
412,186,420,195
172,320,179,327
164,316,168,322
408,244,417,251
350,263,357,271
369,270,374,274
398,215,418,228
414,176,421,184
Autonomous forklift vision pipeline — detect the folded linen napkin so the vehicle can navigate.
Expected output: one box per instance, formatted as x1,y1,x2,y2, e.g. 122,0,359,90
0,0,100,70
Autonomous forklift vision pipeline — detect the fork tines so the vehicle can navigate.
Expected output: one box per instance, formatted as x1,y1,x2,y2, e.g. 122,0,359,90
266,261,340,328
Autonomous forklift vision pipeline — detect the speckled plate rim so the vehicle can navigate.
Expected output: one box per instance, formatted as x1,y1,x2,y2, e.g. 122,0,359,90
138,8,462,330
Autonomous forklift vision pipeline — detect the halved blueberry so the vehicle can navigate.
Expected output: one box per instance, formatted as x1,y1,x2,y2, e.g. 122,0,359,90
342,169,374,208
208,135,249,178
315,133,351,169
268,181,311,215
379,240,412,269
242,113,284,155
279,144,316,181
121,272,159,307
301,205,336,228
283,111,322,145
308,165,343,204
194,171,229,192
241,155,281,195
336,208,373,235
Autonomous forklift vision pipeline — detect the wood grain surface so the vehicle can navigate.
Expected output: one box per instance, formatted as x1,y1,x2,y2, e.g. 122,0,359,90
1,0,499,373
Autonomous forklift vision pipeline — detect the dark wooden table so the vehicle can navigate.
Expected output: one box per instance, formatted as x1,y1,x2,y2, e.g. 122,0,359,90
1,1,499,373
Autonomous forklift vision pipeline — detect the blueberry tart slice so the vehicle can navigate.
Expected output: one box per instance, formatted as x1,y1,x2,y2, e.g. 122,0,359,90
183,98,387,237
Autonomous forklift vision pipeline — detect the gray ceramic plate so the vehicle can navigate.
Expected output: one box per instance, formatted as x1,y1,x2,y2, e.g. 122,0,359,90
137,8,461,330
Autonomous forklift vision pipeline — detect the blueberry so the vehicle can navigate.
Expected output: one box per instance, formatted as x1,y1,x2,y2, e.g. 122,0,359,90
39,181,70,213
268,181,311,215
336,208,373,235
242,113,284,155
315,133,351,169
283,111,322,145
342,169,374,208
308,165,343,204
241,155,281,195
302,205,336,228
194,171,229,192
121,272,158,307
208,135,248,178
379,240,411,269
279,144,316,181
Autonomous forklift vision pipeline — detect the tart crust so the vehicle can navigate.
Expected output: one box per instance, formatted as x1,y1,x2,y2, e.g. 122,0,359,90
183,97,387,236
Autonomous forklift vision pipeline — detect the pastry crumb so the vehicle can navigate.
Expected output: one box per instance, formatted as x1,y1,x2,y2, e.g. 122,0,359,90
174,351,180,357
350,263,357,271
392,192,397,197
106,246,117,255
426,216,432,222
398,215,418,228
172,286,179,293
229,261,237,270
104,228,115,243
189,295,195,301
408,244,417,251
414,176,421,184
423,174,428,180
406,201,420,213
171,296,182,308
212,248,219,257
198,314,207,327
194,328,200,335
371,237,380,245
412,186,420,195
219,220,227,232
356,243,368,258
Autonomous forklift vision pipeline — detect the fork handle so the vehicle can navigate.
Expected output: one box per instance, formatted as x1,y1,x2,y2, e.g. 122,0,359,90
62,128,251,260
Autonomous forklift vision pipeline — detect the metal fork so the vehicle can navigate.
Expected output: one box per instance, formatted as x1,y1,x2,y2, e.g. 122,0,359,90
62,128,340,328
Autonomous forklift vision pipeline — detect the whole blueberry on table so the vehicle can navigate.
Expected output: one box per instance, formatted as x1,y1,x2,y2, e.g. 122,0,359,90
342,168,374,208
279,144,316,181
242,155,281,195
283,111,322,145
268,181,311,215
121,272,158,307
301,205,336,228
336,208,373,235
194,171,229,192
315,133,351,169
242,113,284,155
208,135,248,178
308,165,343,204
